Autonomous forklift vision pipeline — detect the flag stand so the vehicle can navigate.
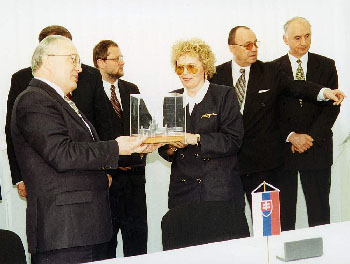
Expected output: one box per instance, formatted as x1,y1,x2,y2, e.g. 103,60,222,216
263,181,270,264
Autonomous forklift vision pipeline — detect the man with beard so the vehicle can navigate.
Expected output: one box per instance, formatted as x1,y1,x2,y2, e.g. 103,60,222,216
93,40,148,257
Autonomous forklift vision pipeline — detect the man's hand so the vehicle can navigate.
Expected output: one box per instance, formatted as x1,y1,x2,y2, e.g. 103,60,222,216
323,88,345,105
107,174,112,188
16,182,27,198
116,136,148,155
141,143,164,153
289,133,314,153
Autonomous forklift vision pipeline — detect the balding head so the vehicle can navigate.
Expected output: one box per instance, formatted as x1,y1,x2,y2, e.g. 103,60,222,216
32,35,82,94
283,17,312,58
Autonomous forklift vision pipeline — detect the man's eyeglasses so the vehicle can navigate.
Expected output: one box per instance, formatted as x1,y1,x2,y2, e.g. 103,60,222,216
175,64,199,75
102,56,124,63
231,41,260,51
47,54,81,67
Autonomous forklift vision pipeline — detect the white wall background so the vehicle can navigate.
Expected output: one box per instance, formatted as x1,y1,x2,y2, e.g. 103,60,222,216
0,0,349,262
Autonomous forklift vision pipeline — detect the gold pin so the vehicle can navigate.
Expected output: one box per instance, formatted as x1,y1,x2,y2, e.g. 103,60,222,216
201,113,218,119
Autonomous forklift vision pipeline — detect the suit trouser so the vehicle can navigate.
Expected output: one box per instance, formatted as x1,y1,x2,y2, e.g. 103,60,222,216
240,167,281,210
277,168,331,231
106,169,148,258
31,242,109,264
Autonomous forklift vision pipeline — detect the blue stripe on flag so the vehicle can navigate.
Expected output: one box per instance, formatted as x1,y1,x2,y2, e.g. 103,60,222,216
262,192,271,236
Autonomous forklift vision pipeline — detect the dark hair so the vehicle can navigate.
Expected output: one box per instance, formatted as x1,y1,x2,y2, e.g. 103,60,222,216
228,26,250,45
38,25,72,42
93,40,119,68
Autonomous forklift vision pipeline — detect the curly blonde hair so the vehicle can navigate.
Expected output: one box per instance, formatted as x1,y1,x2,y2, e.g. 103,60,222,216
171,38,216,79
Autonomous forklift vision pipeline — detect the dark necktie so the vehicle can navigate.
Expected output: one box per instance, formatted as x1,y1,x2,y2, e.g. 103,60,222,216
235,68,246,108
296,59,305,107
110,85,122,118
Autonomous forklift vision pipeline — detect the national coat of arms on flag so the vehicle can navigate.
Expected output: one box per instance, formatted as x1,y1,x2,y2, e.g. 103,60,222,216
251,182,281,237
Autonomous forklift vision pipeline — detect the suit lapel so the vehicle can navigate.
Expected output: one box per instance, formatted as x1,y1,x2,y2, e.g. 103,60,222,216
224,61,234,87
31,79,97,140
306,53,321,82
243,62,264,121
280,54,293,77
118,80,129,134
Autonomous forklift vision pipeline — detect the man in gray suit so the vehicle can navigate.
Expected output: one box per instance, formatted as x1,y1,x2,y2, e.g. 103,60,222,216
11,35,151,264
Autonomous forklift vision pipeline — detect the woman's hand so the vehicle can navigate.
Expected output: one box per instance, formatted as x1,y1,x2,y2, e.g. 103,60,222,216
185,133,200,145
166,141,186,155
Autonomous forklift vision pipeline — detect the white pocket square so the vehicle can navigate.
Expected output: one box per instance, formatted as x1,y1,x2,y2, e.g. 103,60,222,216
258,89,270,93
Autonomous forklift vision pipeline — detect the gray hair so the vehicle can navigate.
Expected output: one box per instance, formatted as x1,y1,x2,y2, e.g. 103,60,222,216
283,16,311,36
31,35,70,74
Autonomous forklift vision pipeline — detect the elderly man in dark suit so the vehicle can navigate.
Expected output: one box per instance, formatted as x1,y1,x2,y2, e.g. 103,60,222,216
209,26,344,209
5,25,112,198
93,40,148,257
275,17,340,231
11,35,150,264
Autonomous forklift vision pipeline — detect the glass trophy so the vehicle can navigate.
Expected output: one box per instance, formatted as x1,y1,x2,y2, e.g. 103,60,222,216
130,93,186,143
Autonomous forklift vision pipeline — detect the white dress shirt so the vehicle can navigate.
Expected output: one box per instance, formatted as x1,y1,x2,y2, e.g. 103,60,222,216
184,80,210,115
288,52,308,80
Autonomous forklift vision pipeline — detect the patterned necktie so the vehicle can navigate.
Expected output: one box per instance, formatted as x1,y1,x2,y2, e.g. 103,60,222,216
235,68,246,108
64,95,83,119
110,84,122,118
64,95,95,140
295,59,305,107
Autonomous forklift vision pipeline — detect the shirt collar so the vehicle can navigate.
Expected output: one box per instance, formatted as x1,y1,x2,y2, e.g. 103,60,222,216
103,79,118,89
184,80,210,114
288,52,308,65
34,77,65,98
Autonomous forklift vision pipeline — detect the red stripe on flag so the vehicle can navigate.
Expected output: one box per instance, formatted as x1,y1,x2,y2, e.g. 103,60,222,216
270,191,281,235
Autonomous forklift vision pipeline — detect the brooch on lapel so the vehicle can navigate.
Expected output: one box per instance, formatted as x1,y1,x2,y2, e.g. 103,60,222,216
201,113,217,119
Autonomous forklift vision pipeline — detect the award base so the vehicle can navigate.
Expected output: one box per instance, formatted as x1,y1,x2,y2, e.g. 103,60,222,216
133,135,185,144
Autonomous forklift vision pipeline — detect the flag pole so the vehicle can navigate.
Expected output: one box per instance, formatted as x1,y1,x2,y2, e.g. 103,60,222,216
263,181,270,264
266,237,270,264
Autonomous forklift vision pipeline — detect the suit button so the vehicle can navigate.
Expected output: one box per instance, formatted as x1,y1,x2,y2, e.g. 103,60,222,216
195,153,199,158
196,179,202,183
181,179,187,183
180,154,185,159
202,158,206,161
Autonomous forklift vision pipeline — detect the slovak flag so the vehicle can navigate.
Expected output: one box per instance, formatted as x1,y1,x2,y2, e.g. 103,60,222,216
252,182,281,237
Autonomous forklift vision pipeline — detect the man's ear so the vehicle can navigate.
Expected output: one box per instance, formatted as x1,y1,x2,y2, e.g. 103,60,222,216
283,34,288,46
96,59,104,69
228,44,235,54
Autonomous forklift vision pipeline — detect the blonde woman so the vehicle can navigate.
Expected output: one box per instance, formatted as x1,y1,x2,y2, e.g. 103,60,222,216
159,38,249,250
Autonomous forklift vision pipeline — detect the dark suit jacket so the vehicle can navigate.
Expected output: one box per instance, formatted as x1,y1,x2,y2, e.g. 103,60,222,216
11,78,119,254
274,53,340,169
104,79,146,184
210,60,323,175
5,64,112,185
159,84,245,209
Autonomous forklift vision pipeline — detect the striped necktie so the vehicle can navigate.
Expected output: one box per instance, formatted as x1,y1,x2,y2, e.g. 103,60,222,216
110,85,122,118
296,59,305,107
235,68,246,108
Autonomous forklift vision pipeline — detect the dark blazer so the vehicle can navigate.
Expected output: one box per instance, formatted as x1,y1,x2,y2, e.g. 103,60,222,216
104,79,146,180
11,78,119,254
5,64,112,185
210,60,323,175
159,84,245,209
274,53,340,169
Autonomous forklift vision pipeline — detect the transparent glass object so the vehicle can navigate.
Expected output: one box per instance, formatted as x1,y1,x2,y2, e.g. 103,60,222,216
130,93,186,143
